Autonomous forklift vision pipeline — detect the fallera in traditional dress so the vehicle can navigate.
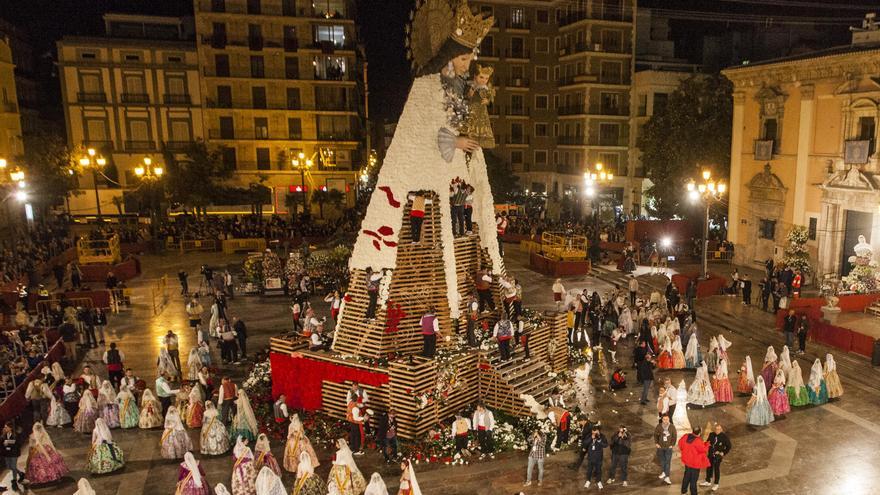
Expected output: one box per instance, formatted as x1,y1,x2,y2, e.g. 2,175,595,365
824,362,843,398
161,408,193,460
99,401,120,429
176,455,211,495
760,362,777,389
73,400,98,434
200,408,231,455
255,449,281,476
687,365,716,407
118,395,140,429
786,383,810,407
657,349,674,369
187,399,205,428
292,473,326,495
139,395,164,429
46,397,72,427
807,379,828,405
327,464,367,495
746,379,774,427
229,390,258,444
768,384,790,416
25,425,69,484
737,358,755,395
231,451,257,495
711,363,733,403
88,441,125,474
671,348,686,370
283,431,319,472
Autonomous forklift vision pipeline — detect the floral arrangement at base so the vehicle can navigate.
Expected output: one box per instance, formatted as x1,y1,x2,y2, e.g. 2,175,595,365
782,226,812,279
284,252,305,288
242,254,264,284
262,250,283,279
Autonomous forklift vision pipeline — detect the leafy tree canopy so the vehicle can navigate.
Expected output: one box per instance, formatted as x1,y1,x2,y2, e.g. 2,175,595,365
638,74,733,219
16,131,80,213
162,140,232,213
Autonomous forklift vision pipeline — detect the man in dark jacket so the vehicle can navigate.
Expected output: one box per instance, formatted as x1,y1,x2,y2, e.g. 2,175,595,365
701,423,732,491
654,414,676,484
635,341,654,404
797,315,809,354
678,426,710,495
569,416,593,470
233,316,248,360
1,422,23,491
783,309,797,349
608,425,632,486
583,425,608,490
759,277,772,311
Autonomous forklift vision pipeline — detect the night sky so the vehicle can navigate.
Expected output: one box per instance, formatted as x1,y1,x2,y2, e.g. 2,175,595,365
0,0,864,122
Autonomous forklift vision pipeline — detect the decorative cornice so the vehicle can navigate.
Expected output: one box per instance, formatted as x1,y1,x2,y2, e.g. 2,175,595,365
799,84,815,100
723,50,880,87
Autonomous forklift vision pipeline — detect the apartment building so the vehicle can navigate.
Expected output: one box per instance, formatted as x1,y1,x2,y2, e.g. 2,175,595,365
57,13,203,211
473,0,642,215
0,38,21,162
194,0,362,212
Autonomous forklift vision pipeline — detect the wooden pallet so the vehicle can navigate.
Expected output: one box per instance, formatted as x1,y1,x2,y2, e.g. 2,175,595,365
866,300,880,317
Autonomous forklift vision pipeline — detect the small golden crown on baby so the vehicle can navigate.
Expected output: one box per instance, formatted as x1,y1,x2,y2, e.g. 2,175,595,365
451,2,494,49
476,64,494,76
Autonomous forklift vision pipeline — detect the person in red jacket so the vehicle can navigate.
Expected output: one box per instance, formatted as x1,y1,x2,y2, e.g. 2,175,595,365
678,427,710,495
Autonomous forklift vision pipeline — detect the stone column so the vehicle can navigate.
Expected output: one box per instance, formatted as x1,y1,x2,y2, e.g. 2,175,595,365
728,92,745,248
792,85,815,227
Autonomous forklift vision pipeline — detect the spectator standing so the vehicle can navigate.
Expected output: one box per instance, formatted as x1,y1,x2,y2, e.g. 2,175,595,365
741,274,752,305
628,276,638,307
379,410,399,462
59,320,78,363
164,330,181,372
220,322,239,364
654,414,676,485
797,315,809,354
178,270,189,296
1,423,23,492
678,427,710,495
552,279,566,312
783,310,797,349
701,423,731,492
218,377,237,423
583,425,607,490
608,425,631,487
523,430,545,487
224,270,234,298
102,343,125,387
93,308,107,345
233,317,248,360
186,296,203,331
636,341,654,405
346,398,366,455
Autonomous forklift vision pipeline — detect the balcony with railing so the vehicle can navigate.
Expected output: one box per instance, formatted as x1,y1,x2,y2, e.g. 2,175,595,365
124,140,156,151
77,92,107,104
557,135,587,146
588,104,628,117
558,73,599,86
164,140,195,151
502,19,531,31
588,135,628,147
316,130,358,141
164,94,192,105
249,36,263,51
559,42,631,56
504,48,530,60
557,104,586,116
121,93,150,104
502,135,530,146
505,106,531,117
559,10,587,26
506,78,530,88
208,129,359,141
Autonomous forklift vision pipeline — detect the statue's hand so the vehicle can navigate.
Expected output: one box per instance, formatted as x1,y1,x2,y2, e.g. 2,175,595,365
456,137,479,152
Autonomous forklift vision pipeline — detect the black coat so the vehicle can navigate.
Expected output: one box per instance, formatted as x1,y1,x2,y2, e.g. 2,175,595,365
610,432,631,456
707,431,731,457
1,432,20,457
585,433,608,460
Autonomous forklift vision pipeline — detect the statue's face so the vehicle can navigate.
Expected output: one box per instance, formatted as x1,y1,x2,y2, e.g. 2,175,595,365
451,53,474,75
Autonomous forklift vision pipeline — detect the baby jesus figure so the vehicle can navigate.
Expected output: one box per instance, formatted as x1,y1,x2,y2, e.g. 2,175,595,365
463,64,496,149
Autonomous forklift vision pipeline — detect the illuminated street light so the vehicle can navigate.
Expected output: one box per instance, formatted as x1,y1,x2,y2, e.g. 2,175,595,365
14,189,27,202
686,168,727,279
584,161,614,236
80,148,108,220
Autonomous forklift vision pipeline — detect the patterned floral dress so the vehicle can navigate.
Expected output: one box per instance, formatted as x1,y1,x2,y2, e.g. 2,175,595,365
176,461,211,495
327,464,366,495
292,473,327,495
283,431,320,472
231,451,257,495
200,408,231,455
26,442,69,483
88,441,125,474
118,394,140,429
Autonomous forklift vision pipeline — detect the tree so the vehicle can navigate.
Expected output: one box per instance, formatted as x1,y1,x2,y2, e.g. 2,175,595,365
16,131,81,217
311,188,345,219
638,74,733,219
162,140,232,217
484,150,520,203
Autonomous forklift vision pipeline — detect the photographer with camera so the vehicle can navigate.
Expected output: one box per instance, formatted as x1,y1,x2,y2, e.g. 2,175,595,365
583,424,608,490
608,425,632,487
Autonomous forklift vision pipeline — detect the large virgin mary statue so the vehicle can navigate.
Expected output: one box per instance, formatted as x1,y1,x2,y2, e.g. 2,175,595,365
348,0,499,319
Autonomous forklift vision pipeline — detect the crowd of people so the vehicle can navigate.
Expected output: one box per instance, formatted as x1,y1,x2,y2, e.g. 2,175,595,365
0,218,74,288
157,214,360,244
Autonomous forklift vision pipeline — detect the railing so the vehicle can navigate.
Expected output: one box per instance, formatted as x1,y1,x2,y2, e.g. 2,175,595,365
164,141,195,151
506,78,530,88
559,42,630,55
588,136,628,147
503,135,530,145
208,129,359,141
557,105,585,116
222,238,267,254
77,92,107,103
121,93,149,104
124,140,156,151
505,106,530,117
504,49,530,60
316,131,359,141
557,135,587,146
589,104,628,116
558,73,598,85
502,20,531,30
309,40,357,51
707,250,734,264
179,238,219,254
205,99,355,111
77,234,121,265
163,94,192,105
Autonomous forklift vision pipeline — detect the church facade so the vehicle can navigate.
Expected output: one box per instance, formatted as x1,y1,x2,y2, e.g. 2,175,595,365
722,33,880,281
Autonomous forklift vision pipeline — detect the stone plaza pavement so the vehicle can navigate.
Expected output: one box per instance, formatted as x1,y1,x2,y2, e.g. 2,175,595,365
23,247,880,494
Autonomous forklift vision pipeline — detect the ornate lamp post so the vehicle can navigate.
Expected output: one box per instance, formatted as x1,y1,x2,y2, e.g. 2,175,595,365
134,157,164,237
584,162,614,234
79,148,107,220
291,151,313,220
687,169,726,280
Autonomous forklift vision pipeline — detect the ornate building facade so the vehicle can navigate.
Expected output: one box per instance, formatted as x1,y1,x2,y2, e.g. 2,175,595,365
722,19,880,278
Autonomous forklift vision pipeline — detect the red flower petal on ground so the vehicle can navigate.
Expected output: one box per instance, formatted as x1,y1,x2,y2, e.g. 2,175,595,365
363,229,381,239
378,186,401,208
378,225,394,236
372,240,381,250
383,240,398,248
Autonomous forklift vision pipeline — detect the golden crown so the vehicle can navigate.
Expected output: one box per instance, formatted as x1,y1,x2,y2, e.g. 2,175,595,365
451,2,494,49
476,64,494,77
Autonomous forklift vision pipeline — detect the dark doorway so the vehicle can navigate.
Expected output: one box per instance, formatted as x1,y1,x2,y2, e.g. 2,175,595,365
841,210,873,276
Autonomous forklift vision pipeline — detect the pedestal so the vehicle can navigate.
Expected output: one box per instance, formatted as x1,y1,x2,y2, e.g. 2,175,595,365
821,306,841,325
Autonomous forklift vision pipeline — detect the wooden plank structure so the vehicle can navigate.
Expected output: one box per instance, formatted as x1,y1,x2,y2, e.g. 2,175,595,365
269,312,568,437
332,192,501,359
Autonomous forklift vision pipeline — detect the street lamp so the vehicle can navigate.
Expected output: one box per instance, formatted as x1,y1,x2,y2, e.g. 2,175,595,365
0,158,26,187
134,157,164,237
687,168,727,279
79,148,107,220
291,152,314,220
583,162,614,233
